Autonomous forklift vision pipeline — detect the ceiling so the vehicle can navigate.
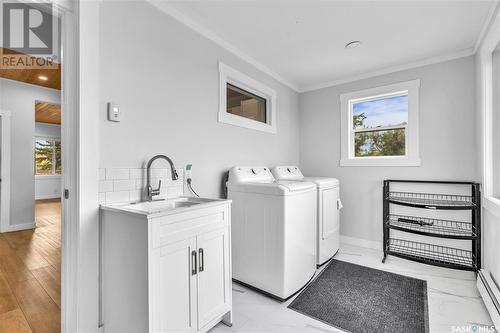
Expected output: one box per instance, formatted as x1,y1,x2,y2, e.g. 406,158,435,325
0,48,61,90
162,1,495,91
35,101,61,125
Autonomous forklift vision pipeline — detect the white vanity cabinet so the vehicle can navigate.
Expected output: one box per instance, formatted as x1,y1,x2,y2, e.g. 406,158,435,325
101,199,232,333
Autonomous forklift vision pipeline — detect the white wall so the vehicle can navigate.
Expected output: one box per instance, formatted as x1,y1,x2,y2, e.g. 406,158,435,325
98,0,300,198
299,56,478,244
34,123,62,200
0,79,60,227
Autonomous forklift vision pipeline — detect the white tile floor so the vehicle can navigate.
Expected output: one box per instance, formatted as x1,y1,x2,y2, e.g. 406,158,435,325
210,243,493,333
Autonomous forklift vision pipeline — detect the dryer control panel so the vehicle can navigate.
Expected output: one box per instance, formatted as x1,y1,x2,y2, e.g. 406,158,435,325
271,166,304,180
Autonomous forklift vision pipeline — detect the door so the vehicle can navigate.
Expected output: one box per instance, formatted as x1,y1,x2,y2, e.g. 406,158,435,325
321,187,340,239
151,237,198,333
196,227,230,329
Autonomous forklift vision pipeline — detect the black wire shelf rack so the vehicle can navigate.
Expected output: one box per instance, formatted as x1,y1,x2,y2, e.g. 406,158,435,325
387,214,477,240
387,191,476,210
387,238,475,271
383,180,481,271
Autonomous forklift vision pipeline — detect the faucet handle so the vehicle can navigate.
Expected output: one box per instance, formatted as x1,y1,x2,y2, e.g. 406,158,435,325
155,180,162,192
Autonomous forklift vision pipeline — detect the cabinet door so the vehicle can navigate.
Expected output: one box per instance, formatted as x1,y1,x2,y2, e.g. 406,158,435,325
196,227,231,329
150,237,197,333
322,187,340,239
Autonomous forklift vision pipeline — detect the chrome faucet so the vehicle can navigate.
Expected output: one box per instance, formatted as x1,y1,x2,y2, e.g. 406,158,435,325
146,155,179,201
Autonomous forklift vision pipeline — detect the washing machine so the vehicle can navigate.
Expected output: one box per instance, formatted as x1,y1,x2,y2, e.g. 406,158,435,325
271,166,341,266
226,166,317,301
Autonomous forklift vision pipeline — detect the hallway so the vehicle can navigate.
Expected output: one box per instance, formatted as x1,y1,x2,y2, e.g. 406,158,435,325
0,199,61,332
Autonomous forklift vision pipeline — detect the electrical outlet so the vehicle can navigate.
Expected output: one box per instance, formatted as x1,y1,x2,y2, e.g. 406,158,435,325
185,164,192,180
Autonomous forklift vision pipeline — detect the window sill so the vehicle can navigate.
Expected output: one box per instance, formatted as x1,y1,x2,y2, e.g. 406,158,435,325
218,112,276,134
339,157,421,167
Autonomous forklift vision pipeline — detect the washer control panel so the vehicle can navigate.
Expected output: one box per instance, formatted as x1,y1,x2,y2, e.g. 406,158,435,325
229,166,275,183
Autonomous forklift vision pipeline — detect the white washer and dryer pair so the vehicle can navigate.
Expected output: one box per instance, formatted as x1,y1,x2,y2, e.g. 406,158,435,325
271,166,342,266
226,166,317,301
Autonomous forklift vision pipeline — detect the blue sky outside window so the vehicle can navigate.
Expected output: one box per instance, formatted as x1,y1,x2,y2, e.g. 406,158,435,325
353,95,408,129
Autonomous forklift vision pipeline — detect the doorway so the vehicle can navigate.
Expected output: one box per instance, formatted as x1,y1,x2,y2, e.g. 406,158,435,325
0,4,64,329
0,79,62,333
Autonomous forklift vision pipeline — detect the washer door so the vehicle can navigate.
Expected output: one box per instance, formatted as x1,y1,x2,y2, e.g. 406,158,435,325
321,187,339,239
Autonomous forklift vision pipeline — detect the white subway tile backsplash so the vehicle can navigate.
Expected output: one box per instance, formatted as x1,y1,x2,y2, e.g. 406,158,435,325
151,168,168,179
129,168,145,179
106,191,130,204
129,190,142,202
99,180,114,193
135,179,144,190
98,192,106,205
99,167,184,205
106,168,130,180
113,179,136,191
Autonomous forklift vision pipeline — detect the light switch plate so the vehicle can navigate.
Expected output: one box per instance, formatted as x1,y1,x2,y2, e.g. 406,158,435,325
107,102,121,122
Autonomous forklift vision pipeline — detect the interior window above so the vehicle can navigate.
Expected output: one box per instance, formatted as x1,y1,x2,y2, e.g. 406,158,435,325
226,83,267,124
218,62,276,133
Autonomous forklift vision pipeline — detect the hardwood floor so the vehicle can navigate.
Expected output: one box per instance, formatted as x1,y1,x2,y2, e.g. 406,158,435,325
0,199,61,332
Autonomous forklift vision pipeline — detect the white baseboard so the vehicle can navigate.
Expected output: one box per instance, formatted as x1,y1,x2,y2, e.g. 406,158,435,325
340,235,383,251
477,269,500,329
3,221,36,232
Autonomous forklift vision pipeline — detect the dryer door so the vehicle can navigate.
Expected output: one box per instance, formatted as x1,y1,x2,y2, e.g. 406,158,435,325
321,187,339,239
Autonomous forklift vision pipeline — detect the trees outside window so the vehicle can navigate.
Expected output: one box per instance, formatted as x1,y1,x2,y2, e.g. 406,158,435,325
35,138,61,176
352,94,408,157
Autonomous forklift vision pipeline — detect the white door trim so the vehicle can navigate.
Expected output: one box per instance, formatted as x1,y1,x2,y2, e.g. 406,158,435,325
56,1,79,331
0,110,11,233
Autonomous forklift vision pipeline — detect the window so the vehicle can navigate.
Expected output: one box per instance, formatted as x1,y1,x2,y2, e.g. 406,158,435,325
227,84,267,123
340,80,420,166
34,138,61,176
219,62,276,133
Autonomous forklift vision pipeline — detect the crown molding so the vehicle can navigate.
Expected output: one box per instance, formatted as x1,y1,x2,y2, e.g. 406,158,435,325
146,0,486,95
474,0,500,54
298,48,474,93
147,0,300,92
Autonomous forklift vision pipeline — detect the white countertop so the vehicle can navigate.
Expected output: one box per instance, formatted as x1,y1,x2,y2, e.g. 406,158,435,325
100,196,231,219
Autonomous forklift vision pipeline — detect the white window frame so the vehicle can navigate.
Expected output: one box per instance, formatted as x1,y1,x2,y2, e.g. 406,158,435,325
34,136,61,177
478,8,500,219
218,61,277,134
340,80,421,167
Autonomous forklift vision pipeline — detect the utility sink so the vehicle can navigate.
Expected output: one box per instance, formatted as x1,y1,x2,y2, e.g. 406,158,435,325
121,197,201,214
100,196,231,217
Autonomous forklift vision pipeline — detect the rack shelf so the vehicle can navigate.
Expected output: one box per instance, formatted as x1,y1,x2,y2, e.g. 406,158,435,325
387,238,475,271
387,214,477,240
387,191,476,210
383,180,481,272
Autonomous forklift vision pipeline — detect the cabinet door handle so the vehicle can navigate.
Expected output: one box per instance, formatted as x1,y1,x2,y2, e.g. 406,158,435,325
191,250,197,275
199,248,204,272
